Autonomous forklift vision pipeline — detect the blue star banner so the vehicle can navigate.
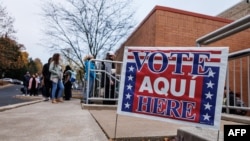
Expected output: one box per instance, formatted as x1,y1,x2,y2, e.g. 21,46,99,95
117,47,228,129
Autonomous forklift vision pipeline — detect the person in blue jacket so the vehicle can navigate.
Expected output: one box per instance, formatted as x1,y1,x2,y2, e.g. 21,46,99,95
82,55,96,103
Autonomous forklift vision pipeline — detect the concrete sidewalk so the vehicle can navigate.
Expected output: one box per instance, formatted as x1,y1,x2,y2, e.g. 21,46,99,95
89,109,245,141
1,97,248,141
0,99,108,141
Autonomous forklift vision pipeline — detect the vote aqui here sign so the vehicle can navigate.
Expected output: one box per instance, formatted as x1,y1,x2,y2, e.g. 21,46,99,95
117,47,228,129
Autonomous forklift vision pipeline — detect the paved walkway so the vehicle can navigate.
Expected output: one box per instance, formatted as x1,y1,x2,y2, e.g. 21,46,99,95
0,97,248,141
0,99,108,141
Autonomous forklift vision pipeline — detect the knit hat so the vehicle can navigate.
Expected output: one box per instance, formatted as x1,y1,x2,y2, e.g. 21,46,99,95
107,51,115,56
83,55,93,61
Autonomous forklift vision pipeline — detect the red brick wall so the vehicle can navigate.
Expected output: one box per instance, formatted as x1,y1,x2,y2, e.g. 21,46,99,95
153,7,250,51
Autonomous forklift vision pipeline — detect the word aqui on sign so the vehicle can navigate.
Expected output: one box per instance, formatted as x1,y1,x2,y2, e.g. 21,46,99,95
117,47,228,129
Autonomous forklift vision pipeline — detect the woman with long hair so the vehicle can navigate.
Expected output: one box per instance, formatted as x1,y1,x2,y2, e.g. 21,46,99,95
28,73,39,96
49,53,64,103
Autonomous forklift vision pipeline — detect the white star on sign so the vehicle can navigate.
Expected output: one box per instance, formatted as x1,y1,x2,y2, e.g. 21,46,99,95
126,93,132,99
129,66,135,72
203,113,211,121
127,84,133,90
205,91,213,99
128,75,133,81
204,102,212,110
208,68,216,78
206,81,214,89
124,102,130,109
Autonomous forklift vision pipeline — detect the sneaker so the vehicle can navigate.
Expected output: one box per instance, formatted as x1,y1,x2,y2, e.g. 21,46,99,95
56,98,63,103
52,99,57,104
22,94,25,96
43,98,49,101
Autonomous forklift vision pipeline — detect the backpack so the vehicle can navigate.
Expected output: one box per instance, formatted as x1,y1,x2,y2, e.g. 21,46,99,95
67,70,76,83
222,92,247,115
235,97,247,115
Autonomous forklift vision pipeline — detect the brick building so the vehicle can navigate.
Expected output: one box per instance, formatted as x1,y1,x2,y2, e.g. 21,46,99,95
217,0,250,20
115,6,250,107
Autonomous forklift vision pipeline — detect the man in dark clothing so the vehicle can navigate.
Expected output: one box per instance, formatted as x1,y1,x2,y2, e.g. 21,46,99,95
23,72,30,96
222,87,247,115
63,65,73,100
42,57,52,101
102,51,116,105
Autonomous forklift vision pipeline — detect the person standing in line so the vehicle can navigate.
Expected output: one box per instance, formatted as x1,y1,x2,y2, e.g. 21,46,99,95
28,74,39,96
49,53,64,104
81,55,96,103
103,51,116,105
35,73,41,95
23,72,30,96
63,65,73,101
42,57,52,101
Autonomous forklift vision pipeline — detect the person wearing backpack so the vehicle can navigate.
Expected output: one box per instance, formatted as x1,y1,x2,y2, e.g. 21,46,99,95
235,92,247,115
63,65,73,100
82,55,96,103
222,87,247,115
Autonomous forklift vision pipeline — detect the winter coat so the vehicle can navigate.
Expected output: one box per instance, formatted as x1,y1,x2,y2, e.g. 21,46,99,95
84,60,96,80
28,77,39,89
49,61,63,82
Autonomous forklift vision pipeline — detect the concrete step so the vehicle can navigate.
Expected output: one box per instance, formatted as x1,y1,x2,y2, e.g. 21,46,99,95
221,113,250,124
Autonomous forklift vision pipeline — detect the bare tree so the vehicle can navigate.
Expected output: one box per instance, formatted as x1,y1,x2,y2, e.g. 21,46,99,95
41,0,135,69
0,2,15,37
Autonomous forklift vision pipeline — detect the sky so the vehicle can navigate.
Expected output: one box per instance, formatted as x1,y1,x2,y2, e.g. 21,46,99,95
1,0,242,64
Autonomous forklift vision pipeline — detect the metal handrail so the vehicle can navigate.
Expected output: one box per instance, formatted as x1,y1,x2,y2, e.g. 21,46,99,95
84,59,122,104
196,14,250,46
228,48,250,60
224,48,250,114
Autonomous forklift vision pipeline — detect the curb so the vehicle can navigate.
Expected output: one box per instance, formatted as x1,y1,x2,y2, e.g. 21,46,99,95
82,104,117,110
0,84,14,89
109,136,176,141
176,127,223,141
221,113,250,124
0,100,43,112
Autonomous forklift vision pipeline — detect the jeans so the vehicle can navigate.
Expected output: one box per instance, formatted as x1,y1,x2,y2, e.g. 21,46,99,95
83,79,94,100
51,80,64,99
23,86,28,95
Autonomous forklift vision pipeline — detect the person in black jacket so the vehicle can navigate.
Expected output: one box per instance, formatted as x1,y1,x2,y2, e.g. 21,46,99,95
222,87,236,114
42,57,52,101
22,71,30,96
63,65,73,100
222,87,247,115
102,51,116,105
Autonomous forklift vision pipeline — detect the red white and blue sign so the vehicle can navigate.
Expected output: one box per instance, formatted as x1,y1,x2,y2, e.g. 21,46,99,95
117,47,228,129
